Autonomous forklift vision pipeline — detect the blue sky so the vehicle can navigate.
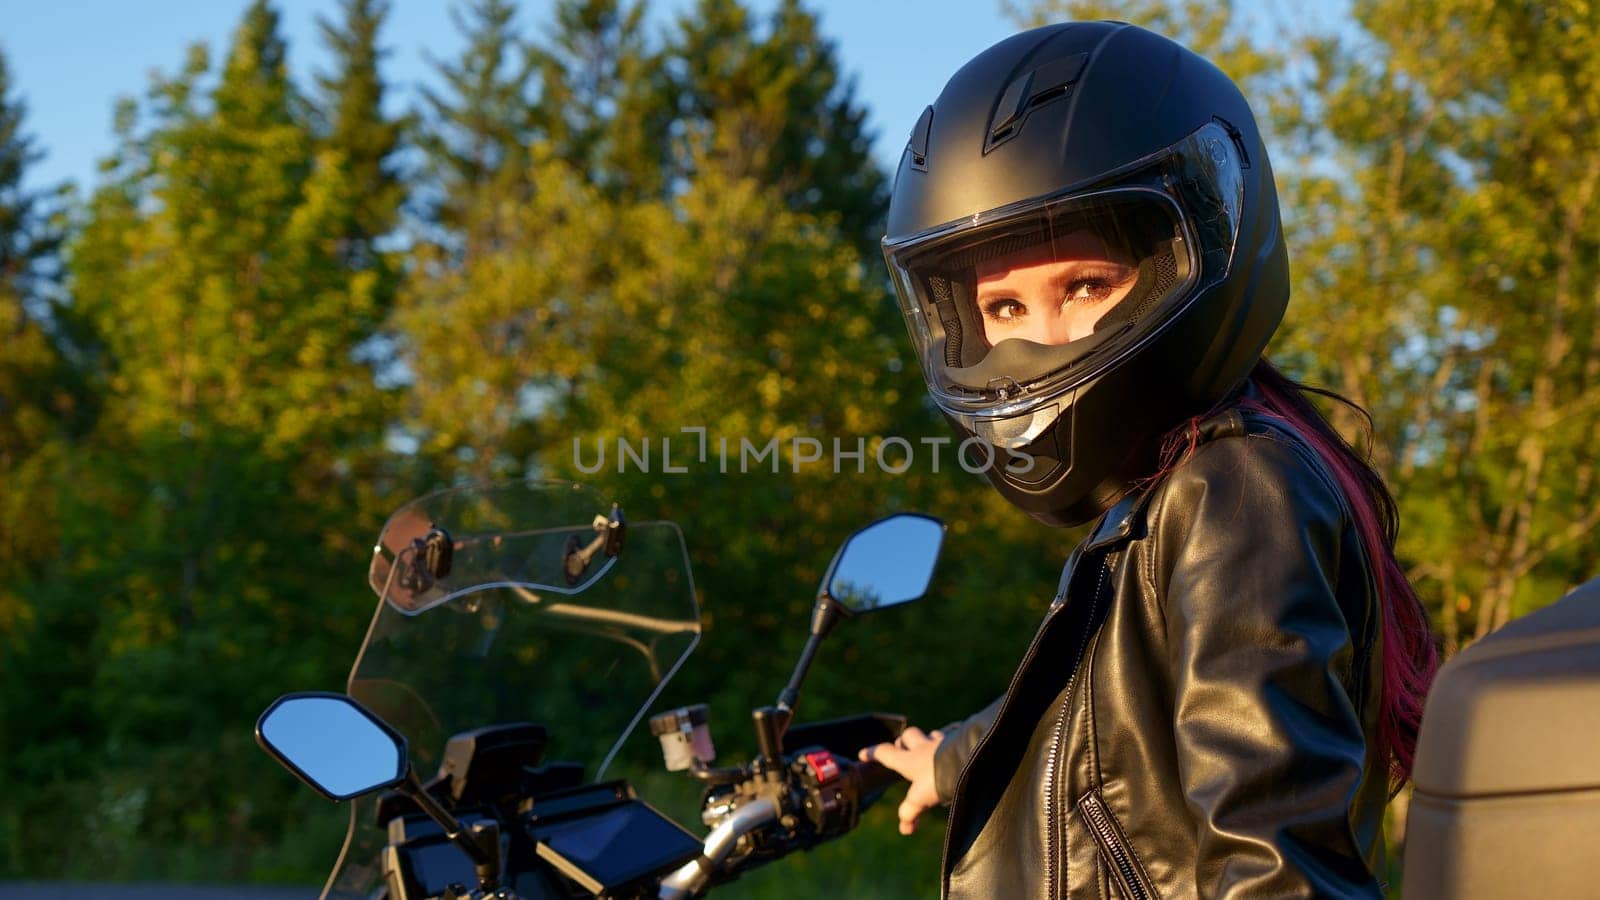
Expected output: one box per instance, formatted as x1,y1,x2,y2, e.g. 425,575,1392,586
4,1,1026,194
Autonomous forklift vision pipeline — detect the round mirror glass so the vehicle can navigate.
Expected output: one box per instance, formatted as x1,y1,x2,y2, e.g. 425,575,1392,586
827,514,945,613
258,694,406,801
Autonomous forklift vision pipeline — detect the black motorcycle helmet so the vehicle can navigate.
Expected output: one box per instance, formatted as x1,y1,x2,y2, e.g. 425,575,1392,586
884,22,1288,527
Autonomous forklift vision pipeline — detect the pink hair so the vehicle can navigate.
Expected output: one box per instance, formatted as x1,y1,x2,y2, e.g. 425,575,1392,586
1147,359,1439,784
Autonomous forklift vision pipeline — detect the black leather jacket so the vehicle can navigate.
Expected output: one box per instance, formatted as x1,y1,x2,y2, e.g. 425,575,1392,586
932,402,1389,899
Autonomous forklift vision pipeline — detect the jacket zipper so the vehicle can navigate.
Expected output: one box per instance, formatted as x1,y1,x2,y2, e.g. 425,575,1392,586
939,501,1132,898
1046,558,1107,899
938,608,1055,898
939,539,1099,898
1043,677,1073,899
1077,791,1153,900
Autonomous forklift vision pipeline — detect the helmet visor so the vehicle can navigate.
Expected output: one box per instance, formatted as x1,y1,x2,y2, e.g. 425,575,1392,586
884,121,1244,422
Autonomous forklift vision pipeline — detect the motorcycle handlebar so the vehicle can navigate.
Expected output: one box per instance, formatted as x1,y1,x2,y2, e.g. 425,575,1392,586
657,797,780,899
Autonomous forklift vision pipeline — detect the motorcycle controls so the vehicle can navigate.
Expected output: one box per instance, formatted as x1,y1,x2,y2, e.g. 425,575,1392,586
436,723,549,807
650,703,716,772
267,488,941,899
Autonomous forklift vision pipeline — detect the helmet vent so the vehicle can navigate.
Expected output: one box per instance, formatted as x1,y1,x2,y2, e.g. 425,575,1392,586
985,52,1088,154
909,105,934,171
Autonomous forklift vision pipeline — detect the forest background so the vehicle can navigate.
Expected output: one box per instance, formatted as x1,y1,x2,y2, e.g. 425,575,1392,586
2,0,1597,896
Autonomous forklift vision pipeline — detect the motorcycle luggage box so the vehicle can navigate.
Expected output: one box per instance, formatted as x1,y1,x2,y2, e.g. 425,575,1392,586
1404,576,1600,899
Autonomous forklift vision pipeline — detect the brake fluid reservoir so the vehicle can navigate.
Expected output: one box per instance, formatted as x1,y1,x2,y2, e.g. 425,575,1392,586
649,703,715,771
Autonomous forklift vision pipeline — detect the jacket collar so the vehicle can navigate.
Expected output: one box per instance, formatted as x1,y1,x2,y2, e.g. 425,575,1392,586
1082,388,1252,553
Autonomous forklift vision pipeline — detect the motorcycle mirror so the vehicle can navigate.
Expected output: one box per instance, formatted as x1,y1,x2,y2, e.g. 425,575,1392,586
823,513,946,614
767,513,946,759
255,691,505,892
255,692,408,802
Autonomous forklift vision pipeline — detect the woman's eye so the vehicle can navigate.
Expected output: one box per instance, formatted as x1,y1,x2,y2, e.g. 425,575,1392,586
1064,267,1137,304
984,298,1026,321
1065,279,1116,303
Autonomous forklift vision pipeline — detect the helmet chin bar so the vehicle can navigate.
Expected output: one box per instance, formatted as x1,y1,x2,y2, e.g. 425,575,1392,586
943,327,1122,396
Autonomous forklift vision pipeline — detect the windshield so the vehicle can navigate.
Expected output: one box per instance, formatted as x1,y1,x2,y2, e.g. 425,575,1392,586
321,481,700,899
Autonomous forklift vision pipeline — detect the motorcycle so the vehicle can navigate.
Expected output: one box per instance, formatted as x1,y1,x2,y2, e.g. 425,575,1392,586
254,480,945,899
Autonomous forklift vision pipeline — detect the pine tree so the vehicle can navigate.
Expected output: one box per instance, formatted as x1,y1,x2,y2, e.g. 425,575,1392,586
52,1,388,874
665,0,888,252
415,0,536,240
0,52,81,839
0,53,60,306
0,44,89,654
315,0,406,263
401,0,565,478
313,0,407,470
526,0,673,201
0,46,70,549
1005,0,1281,84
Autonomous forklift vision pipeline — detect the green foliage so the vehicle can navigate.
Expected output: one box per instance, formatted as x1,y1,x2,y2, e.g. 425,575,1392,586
665,0,888,252
1259,0,1600,646
414,0,538,231
1004,0,1281,84
0,49,90,853
1009,0,1600,649
396,0,1060,752
3,0,1014,885
0,45,73,598
315,0,407,251
2,0,399,880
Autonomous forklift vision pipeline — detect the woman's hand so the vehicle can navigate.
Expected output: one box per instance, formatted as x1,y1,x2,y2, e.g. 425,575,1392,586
859,726,945,835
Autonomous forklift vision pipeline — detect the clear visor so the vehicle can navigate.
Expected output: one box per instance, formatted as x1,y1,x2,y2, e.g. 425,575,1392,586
885,121,1245,423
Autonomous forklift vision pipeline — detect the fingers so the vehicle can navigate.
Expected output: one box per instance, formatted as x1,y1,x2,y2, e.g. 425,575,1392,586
898,777,943,834
858,726,945,765
897,726,931,749
858,742,924,832
862,738,925,833
898,794,924,834
859,726,948,836
859,740,910,774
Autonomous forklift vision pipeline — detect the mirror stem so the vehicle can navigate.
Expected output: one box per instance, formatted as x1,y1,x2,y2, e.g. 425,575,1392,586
775,594,848,727
776,633,823,717
809,594,847,639
401,767,500,891
753,706,788,767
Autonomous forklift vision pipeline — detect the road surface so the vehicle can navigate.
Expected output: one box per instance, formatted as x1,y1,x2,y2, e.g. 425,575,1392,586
0,885,317,899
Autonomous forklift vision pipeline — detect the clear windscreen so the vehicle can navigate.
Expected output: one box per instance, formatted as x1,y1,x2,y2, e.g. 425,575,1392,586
321,482,701,899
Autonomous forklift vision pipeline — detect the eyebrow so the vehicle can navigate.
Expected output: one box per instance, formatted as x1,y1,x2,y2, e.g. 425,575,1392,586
975,261,1132,302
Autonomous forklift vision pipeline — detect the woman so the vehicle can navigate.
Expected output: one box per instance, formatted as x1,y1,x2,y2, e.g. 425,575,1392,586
861,21,1438,899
